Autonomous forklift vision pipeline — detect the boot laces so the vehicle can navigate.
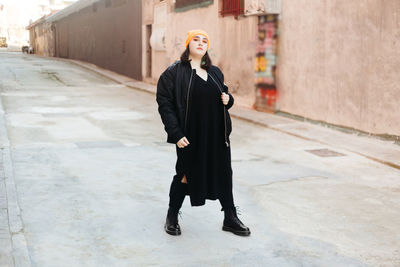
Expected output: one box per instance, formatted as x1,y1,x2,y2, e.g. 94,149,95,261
235,206,242,216
173,211,182,227
220,206,242,216
167,209,182,224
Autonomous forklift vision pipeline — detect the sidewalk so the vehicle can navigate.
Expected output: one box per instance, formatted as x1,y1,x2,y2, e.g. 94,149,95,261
51,56,400,171
0,93,31,267
0,143,13,267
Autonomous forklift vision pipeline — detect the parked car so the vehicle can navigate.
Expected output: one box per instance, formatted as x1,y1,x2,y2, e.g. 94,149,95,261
0,37,8,47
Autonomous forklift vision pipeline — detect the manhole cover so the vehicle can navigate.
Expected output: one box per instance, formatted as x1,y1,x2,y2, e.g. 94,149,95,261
305,148,346,157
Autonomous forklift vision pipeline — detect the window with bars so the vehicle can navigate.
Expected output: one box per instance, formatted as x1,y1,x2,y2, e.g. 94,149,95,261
220,0,244,18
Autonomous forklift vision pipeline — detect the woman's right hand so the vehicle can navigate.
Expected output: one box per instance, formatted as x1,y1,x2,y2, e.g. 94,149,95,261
177,137,190,148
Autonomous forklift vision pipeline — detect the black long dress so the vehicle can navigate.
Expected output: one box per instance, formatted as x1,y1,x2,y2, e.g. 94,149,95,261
177,73,233,207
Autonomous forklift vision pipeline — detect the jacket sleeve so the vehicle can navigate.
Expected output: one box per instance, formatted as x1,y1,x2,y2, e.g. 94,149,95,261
156,67,185,144
217,67,234,110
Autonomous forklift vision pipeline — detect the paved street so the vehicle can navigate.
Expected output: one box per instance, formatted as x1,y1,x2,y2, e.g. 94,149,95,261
0,52,400,267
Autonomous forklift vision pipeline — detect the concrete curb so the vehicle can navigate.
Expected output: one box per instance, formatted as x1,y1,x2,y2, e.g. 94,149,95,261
31,55,400,171
0,96,31,267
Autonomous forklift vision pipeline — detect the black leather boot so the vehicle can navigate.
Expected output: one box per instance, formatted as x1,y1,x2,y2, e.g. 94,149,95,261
164,208,181,236
222,207,251,236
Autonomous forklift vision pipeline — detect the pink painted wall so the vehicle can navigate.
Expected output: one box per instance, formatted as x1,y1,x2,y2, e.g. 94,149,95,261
277,0,400,136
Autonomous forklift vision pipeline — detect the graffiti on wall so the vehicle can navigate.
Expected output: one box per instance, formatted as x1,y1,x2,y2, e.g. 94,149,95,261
254,14,278,112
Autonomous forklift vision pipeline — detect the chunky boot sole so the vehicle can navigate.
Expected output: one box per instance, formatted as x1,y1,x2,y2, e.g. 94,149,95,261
222,225,251,236
165,224,181,236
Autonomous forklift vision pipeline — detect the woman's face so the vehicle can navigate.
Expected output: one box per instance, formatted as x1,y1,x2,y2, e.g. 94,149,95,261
188,35,208,58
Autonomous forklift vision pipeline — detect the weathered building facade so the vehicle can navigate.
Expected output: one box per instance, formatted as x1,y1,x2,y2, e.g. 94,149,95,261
28,0,142,80
142,0,262,108
28,0,400,137
277,0,400,137
26,12,58,56
143,0,399,136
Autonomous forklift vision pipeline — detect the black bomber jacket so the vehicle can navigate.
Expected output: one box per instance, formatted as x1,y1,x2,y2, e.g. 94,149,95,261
156,60,234,147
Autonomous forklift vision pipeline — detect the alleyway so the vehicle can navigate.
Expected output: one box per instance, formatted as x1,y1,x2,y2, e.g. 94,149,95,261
1,52,400,267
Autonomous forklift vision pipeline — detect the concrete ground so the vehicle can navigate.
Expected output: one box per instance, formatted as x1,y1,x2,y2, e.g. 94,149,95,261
0,52,399,267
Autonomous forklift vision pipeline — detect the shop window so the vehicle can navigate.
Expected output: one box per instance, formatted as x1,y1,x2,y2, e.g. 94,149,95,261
220,0,244,18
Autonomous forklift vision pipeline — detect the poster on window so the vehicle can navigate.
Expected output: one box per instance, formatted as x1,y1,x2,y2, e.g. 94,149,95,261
254,15,279,112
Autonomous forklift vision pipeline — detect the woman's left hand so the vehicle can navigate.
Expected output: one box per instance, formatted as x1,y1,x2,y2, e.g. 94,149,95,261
221,93,229,105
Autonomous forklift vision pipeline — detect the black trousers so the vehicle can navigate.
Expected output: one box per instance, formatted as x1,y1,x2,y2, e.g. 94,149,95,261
168,174,235,212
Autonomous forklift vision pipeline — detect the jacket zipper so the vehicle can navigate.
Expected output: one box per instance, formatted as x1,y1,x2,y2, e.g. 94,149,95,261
184,69,194,134
208,73,230,147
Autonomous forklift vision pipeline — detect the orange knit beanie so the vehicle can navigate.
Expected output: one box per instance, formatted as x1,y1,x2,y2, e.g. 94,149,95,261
185,29,210,50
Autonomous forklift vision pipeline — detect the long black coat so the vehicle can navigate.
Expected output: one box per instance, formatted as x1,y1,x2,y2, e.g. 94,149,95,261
156,60,234,146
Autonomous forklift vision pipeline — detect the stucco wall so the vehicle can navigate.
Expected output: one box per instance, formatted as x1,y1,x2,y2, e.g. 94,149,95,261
277,0,400,136
53,0,142,80
30,22,54,56
144,0,258,108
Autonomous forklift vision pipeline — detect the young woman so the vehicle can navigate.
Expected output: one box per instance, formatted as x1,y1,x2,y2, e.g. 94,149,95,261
156,29,250,237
